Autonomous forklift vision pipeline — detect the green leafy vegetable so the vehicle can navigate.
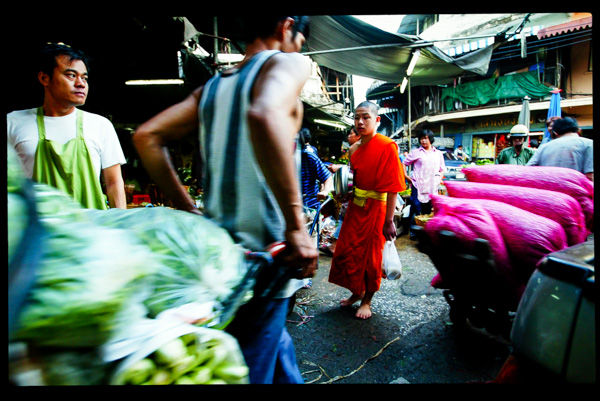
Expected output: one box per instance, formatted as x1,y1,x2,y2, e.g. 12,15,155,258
14,185,160,348
112,328,249,385
85,207,246,325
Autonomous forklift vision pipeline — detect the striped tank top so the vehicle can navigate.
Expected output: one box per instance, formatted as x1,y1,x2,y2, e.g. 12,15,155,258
198,50,285,253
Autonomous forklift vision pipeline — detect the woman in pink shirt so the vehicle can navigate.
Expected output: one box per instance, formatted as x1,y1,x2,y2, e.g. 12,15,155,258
402,130,445,239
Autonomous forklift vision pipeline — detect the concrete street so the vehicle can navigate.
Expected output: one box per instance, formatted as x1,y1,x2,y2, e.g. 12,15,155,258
287,234,511,384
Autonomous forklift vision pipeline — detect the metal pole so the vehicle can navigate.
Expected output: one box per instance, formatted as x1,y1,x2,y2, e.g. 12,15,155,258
213,17,219,75
408,77,412,152
303,42,433,56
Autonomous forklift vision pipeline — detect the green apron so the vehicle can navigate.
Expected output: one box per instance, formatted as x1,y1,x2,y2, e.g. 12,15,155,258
33,107,108,210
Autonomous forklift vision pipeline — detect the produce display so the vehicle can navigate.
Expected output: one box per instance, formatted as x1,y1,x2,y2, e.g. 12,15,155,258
8,143,252,385
414,213,434,227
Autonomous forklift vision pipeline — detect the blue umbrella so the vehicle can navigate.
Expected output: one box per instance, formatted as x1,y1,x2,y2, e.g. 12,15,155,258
542,89,562,144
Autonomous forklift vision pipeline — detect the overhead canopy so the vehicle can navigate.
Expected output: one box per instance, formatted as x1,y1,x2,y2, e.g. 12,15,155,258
306,15,504,87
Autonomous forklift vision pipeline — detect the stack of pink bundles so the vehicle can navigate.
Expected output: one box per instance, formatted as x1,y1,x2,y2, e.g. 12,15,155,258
423,164,592,305
425,195,522,304
462,164,593,235
445,180,587,247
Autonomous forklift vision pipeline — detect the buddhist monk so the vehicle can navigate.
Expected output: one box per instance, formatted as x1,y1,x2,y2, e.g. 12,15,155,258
329,101,406,319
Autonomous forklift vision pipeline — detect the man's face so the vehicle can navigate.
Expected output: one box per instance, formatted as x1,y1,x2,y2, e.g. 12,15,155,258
347,130,359,145
42,54,89,107
281,19,306,53
512,136,525,148
549,122,557,139
354,107,379,137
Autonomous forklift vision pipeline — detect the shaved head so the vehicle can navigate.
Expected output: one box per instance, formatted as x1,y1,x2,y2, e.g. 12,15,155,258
356,101,378,116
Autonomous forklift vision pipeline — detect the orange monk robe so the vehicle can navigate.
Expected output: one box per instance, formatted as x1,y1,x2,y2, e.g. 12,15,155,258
329,134,406,294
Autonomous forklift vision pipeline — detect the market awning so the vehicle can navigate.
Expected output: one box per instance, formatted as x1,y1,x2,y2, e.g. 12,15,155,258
302,101,353,130
305,15,505,87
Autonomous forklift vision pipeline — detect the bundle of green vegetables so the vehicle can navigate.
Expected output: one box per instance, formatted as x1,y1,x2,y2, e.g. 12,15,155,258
85,207,247,326
13,185,161,348
8,144,252,384
110,321,249,385
7,142,32,262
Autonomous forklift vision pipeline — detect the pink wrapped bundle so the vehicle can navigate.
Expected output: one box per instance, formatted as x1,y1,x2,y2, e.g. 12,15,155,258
466,198,568,280
445,181,587,246
462,165,594,233
425,195,516,290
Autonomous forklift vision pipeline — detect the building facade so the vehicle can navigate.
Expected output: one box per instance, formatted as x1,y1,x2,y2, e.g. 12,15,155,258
368,13,592,161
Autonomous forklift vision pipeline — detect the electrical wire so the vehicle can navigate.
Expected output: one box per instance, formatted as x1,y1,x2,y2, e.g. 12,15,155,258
490,29,592,61
491,37,592,62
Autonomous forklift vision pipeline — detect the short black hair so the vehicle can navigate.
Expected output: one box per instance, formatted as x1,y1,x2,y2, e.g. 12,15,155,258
39,43,91,77
418,129,435,144
552,117,579,135
241,16,310,43
300,127,311,143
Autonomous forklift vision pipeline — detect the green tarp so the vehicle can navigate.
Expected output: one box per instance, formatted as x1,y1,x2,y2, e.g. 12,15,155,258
441,71,554,111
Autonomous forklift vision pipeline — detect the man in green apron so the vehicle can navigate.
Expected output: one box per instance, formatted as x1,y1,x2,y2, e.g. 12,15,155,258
7,43,126,209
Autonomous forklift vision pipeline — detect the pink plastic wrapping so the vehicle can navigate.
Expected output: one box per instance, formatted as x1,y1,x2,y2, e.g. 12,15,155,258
462,165,594,233
445,181,587,246
425,194,568,304
466,198,568,279
425,195,515,290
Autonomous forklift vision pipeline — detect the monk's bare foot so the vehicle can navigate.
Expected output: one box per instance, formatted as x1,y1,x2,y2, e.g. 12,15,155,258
355,303,372,319
340,293,363,307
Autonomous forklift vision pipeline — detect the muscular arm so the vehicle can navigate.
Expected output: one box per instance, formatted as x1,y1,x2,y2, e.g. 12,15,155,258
132,87,203,214
102,164,126,209
247,52,317,274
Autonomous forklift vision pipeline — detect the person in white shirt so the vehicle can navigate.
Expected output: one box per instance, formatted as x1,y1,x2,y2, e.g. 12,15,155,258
7,43,126,209
527,117,593,182
454,145,467,161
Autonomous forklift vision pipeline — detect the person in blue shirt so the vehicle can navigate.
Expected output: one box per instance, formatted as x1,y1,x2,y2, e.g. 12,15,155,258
300,128,332,209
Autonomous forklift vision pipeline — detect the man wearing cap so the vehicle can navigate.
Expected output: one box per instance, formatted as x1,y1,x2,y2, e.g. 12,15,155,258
495,124,535,165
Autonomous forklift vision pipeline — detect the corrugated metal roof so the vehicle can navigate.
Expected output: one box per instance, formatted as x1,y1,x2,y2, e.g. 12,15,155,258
537,16,592,38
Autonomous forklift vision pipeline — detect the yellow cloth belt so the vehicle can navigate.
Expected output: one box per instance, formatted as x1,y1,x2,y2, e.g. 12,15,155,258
353,187,386,207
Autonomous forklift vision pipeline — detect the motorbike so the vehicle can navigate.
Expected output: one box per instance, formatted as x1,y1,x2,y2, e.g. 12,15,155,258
412,226,519,339
494,238,595,383
413,225,595,383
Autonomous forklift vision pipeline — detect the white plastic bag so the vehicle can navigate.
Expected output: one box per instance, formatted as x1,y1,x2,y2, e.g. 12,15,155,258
382,241,402,280
104,307,249,385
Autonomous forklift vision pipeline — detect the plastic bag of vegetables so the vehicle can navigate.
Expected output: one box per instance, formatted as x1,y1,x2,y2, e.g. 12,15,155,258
13,185,161,348
106,313,249,385
85,207,247,326
8,142,44,335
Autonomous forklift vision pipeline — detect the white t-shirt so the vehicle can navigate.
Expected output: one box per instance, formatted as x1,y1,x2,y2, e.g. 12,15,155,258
7,107,126,179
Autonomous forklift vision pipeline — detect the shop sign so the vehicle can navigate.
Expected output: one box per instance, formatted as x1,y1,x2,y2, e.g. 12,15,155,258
477,116,527,129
